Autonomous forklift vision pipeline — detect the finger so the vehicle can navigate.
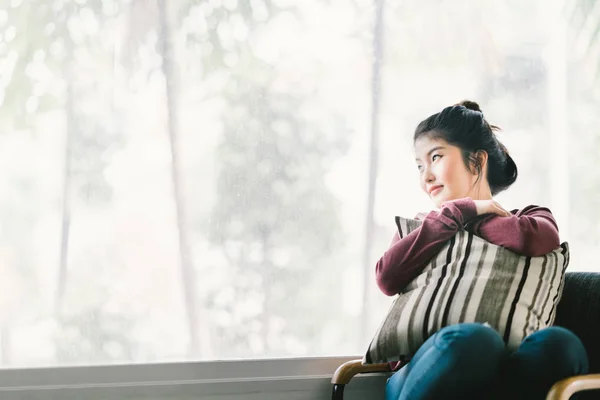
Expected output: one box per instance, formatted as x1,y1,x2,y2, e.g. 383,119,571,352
491,205,504,216
498,205,511,217
492,201,511,217
493,205,511,217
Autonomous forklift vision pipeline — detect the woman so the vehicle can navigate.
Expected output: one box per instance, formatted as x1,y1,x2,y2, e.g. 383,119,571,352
376,101,588,400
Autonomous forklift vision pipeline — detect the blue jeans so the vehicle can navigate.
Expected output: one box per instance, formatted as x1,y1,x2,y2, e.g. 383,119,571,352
385,323,589,400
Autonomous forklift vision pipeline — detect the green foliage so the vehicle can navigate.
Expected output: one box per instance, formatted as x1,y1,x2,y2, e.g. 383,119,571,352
0,0,111,129
181,0,290,76
0,0,59,129
211,77,347,254
0,0,124,201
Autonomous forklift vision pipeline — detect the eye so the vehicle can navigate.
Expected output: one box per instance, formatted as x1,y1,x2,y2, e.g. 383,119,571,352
432,154,442,162
417,165,423,172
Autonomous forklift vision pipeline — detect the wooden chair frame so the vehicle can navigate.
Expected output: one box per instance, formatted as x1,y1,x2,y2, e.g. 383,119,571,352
331,359,600,400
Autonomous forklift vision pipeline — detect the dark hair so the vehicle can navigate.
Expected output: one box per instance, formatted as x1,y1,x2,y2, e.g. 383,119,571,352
413,100,518,196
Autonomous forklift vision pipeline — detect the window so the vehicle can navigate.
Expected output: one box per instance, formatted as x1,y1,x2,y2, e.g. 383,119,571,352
0,0,598,368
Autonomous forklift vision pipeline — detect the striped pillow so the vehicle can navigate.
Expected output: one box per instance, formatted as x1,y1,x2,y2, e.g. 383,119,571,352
364,216,569,364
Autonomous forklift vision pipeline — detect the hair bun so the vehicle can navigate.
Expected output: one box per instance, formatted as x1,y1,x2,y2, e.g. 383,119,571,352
457,100,482,113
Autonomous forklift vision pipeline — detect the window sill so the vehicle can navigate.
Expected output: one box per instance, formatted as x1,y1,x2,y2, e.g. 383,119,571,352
0,356,389,399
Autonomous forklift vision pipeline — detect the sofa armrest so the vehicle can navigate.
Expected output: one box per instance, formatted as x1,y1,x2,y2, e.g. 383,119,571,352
331,359,392,385
546,374,600,400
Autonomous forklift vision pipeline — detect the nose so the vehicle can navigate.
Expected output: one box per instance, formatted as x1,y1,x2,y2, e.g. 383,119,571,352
422,167,435,184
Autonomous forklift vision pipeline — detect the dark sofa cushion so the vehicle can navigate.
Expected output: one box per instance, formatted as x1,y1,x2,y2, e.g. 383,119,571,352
555,272,600,373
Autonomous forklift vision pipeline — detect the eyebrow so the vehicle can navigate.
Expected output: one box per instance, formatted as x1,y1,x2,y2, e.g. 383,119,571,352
415,146,446,162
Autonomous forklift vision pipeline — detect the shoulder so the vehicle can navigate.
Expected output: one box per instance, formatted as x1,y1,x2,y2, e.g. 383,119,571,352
467,204,557,231
511,205,555,217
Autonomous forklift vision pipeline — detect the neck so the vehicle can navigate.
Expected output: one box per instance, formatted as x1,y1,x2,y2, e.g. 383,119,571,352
468,183,493,201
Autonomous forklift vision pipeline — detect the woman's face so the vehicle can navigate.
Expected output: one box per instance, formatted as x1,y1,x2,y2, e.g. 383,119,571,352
414,135,483,208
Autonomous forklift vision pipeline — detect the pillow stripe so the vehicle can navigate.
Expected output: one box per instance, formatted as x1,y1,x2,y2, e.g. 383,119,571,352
422,235,456,340
459,240,488,321
539,253,557,326
524,253,547,338
407,258,435,352
380,294,411,360
442,232,474,327
408,219,421,234
395,216,403,238
474,249,518,332
432,232,465,333
560,242,568,260
504,257,531,343
545,248,569,325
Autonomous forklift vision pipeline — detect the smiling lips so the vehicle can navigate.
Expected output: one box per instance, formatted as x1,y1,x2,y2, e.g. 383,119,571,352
428,185,443,196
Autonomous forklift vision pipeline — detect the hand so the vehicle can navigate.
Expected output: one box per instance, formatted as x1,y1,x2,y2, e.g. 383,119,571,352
473,199,512,217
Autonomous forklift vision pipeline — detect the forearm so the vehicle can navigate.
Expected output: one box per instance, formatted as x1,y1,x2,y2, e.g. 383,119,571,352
375,199,477,296
473,206,560,256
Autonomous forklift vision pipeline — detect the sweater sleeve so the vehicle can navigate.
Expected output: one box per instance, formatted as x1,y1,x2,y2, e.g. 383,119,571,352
375,198,477,296
469,205,560,257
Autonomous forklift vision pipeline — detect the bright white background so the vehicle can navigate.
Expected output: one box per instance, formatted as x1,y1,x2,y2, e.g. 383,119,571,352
0,5,598,397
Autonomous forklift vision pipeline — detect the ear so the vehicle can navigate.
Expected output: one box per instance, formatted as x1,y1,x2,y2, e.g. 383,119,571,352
467,150,488,176
476,150,488,171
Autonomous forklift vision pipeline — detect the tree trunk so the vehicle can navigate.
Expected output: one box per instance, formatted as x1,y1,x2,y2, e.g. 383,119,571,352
56,28,75,316
360,0,385,348
157,0,201,357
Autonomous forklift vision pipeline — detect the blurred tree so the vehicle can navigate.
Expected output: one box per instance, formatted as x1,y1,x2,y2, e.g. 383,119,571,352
0,0,123,312
156,0,204,357
120,0,208,356
208,42,351,354
54,0,125,316
0,0,72,364
122,0,296,357
0,0,129,364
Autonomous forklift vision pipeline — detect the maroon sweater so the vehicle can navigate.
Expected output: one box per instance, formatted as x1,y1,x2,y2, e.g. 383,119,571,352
375,198,561,297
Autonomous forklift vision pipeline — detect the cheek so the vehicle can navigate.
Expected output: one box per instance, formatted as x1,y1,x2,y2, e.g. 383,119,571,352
419,176,427,192
452,165,474,190
433,161,451,182
435,162,464,193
